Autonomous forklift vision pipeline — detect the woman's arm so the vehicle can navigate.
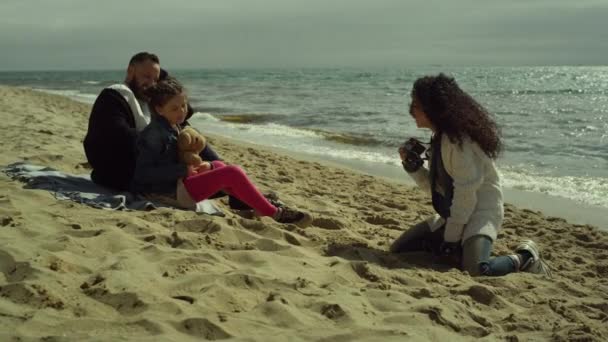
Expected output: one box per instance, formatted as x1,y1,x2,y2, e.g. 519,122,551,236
408,167,432,194
399,145,431,194
442,137,484,242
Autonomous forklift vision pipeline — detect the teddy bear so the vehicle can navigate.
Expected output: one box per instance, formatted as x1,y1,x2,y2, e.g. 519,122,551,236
177,126,207,168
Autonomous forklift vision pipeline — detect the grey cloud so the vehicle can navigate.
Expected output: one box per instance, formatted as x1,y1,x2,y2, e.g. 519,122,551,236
1,0,607,70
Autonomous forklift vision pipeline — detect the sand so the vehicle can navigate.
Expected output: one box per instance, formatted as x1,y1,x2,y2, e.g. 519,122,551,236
0,85,607,341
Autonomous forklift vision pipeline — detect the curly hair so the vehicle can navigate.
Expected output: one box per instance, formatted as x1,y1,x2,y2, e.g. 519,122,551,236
144,77,185,109
410,73,502,159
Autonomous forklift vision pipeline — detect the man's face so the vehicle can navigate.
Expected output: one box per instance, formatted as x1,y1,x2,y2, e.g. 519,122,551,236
126,60,161,99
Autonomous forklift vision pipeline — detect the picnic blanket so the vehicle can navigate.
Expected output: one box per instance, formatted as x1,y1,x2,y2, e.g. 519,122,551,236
2,162,223,215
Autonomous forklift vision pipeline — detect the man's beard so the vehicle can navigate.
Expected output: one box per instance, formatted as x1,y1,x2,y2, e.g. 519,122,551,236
127,79,149,101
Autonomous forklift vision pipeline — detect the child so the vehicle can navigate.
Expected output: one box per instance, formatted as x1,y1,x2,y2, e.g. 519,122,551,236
392,73,550,277
132,77,312,226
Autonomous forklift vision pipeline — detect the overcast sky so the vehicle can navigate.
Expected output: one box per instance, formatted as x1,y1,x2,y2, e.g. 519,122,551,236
1,0,607,70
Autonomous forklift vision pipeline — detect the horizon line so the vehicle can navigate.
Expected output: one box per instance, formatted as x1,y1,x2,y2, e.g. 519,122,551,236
2,64,608,73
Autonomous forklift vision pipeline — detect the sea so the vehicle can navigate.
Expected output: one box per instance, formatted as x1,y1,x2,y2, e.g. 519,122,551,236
1,66,607,226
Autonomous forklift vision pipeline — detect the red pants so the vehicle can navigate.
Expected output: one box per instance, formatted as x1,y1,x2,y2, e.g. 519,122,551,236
183,161,277,216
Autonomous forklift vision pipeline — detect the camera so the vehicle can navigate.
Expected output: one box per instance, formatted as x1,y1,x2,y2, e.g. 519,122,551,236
402,138,426,156
400,137,426,173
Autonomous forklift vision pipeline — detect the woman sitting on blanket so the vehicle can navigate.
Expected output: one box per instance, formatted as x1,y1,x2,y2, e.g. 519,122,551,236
131,77,312,226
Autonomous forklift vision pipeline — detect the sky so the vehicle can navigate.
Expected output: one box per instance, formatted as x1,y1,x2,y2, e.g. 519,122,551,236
1,0,607,70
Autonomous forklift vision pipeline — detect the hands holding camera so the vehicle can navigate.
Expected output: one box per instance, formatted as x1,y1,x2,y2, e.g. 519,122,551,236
399,138,426,173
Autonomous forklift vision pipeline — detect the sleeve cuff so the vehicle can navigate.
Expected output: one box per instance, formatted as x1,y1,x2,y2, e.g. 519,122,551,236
443,221,465,242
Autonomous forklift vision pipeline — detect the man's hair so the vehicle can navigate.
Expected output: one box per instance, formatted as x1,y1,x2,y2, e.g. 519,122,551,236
128,52,160,66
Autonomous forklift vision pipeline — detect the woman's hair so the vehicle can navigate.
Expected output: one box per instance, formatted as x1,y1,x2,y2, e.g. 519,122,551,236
411,73,502,159
144,77,185,109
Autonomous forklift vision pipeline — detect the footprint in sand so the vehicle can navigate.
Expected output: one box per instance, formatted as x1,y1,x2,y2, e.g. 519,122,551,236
0,283,64,309
283,232,301,246
351,261,381,282
83,287,148,316
409,287,438,299
364,215,400,226
312,217,344,230
65,229,105,238
238,218,267,232
459,285,503,307
0,250,36,282
253,238,291,252
174,219,223,234
0,196,21,225
175,318,232,340
1,215,17,227
416,305,490,338
321,303,347,320
595,263,608,277
381,201,409,210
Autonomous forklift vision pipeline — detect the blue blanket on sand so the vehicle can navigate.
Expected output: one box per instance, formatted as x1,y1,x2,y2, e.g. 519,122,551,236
2,162,223,216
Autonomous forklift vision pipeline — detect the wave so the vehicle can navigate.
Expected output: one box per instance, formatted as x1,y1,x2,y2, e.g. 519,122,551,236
310,129,384,146
192,112,606,208
215,113,285,124
501,167,608,208
483,88,604,96
33,88,97,104
193,106,245,114
192,120,397,166
206,113,387,147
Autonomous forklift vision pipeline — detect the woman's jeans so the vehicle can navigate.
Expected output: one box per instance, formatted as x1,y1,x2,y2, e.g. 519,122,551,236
390,221,517,276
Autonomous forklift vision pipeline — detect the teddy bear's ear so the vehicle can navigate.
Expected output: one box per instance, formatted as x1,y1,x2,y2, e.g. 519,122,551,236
178,132,192,148
184,133,193,145
183,126,198,135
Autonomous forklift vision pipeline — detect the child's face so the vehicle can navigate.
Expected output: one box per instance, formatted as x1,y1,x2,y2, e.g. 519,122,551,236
156,93,188,126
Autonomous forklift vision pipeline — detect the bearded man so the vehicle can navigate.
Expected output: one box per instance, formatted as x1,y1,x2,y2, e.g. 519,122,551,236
83,52,220,190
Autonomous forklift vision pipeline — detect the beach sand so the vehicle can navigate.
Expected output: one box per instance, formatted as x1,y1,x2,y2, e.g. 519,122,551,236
1,86,607,341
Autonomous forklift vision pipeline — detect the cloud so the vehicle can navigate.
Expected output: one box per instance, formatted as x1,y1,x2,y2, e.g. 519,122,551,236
1,0,607,70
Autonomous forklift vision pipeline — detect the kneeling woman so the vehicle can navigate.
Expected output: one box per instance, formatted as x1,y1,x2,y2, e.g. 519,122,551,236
392,74,550,277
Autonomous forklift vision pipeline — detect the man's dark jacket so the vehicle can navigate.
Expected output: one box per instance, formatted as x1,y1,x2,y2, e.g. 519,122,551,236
84,88,137,190
83,73,219,191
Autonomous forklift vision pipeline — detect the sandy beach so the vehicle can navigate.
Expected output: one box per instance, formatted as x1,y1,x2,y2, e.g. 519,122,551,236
1,85,607,341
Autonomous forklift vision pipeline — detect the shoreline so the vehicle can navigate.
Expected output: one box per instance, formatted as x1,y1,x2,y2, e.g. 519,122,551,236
22,86,608,221
202,130,608,231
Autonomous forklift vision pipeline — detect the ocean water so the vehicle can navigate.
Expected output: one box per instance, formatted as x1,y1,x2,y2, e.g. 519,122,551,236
1,67,607,209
